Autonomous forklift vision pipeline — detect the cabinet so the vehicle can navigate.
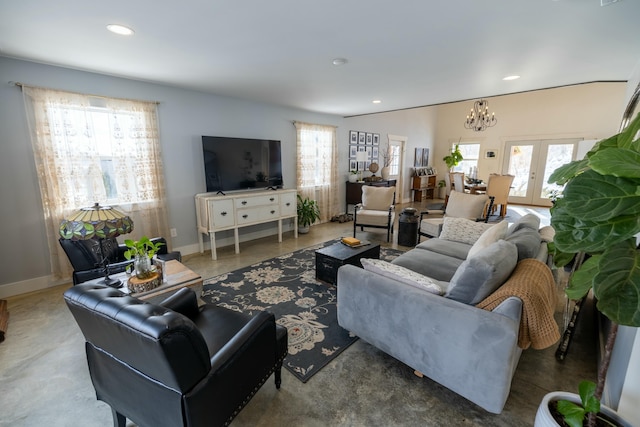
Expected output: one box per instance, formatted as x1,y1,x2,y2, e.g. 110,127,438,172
195,189,298,260
345,180,397,212
411,175,436,201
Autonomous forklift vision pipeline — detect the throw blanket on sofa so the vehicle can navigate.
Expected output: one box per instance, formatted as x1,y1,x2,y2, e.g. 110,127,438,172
476,258,560,350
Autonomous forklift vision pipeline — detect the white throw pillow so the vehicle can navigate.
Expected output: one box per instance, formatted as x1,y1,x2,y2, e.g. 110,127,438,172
439,217,494,245
467,220,508,259
361,258,444,295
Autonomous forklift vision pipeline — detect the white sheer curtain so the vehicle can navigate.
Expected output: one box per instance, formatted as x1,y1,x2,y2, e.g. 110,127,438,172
22,86,169,281
294,121,339,223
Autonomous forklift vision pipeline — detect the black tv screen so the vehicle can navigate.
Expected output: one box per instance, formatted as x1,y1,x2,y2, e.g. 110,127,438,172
202,136,283,193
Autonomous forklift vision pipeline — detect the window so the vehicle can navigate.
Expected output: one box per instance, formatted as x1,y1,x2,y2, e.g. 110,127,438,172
389,145,400,176
22,86,169,280
452,143,480,176
294,122,339,223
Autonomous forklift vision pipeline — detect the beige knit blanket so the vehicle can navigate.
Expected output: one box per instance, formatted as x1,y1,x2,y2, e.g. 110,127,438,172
476,258,560,350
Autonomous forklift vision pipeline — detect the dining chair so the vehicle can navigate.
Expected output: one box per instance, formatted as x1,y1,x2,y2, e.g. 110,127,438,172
480,174,515,217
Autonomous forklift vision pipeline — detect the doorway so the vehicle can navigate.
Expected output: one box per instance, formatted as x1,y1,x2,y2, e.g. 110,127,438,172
387,134,406,202
503,139,579,206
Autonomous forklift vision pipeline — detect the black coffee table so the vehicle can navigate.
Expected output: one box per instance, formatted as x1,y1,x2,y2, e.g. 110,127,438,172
315,241,381,285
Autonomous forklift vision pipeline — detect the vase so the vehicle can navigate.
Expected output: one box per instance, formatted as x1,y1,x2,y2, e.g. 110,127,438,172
534,391,632,427
381,166,390,180
134,254,154,279
348,174,358,183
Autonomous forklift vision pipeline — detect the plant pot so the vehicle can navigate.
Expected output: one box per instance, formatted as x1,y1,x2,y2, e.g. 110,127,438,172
298,225,310,234
381,166,390,180
348,174,358,183
535,391,632,427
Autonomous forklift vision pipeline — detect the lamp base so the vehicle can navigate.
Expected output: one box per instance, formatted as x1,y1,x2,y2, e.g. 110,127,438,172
99,276,123,288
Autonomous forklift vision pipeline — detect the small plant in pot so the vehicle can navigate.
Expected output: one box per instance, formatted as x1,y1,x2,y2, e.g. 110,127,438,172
297,195,320,234
348,169,358,183
123,236,165,280
535,111,640,427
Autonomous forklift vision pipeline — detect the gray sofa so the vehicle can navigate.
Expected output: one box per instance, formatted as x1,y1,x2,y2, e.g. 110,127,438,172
337,214,551,414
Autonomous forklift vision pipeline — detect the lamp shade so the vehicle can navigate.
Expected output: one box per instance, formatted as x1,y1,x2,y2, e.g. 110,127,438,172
59,203,133,241
356,151,368,162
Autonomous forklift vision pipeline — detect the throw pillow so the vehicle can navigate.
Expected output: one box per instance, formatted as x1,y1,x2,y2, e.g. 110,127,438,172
361,258,444,295
467,220,508,259
439,217,494,245
504,227,542,261
445,240,518,305
506,213,540,235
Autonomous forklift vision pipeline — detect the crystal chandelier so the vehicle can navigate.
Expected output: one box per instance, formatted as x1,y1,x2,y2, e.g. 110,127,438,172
464,99,497,131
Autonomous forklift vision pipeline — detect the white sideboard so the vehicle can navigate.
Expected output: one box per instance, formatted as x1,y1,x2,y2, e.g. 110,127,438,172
195,189,298,260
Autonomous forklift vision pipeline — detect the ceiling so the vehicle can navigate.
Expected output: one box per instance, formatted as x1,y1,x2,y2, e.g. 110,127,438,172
1,0,639,117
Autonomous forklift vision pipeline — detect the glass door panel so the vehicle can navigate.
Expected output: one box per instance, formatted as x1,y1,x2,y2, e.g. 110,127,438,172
504,139,578,206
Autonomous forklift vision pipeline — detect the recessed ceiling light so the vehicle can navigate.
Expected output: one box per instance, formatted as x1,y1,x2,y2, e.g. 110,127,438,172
372,100,382,104
332,58,348,66
503,75,521,81
107,24,135,36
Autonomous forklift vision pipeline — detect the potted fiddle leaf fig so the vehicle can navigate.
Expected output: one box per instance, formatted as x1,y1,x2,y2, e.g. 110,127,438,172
534,111,640,427
297,195,320,234
443,144,463,171
123,236,164,279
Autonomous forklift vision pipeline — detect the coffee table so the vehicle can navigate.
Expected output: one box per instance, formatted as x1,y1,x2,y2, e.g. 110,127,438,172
85,260,203,305
315,241,381,285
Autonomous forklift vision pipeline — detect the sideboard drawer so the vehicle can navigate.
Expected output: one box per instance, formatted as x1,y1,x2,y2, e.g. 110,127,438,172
280,192,297,216
235,194,278,209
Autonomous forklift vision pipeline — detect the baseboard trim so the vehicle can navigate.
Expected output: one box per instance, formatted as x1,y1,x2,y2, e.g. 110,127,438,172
0,275,67,299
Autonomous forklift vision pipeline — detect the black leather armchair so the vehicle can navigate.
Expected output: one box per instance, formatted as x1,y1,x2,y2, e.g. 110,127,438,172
59,236,181,285
64,284,288,427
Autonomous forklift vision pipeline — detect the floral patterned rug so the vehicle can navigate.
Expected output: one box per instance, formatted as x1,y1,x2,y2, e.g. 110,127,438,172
201,240,405,383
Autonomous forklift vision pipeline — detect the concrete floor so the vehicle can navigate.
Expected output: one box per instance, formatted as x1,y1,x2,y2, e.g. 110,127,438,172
0,202,598,427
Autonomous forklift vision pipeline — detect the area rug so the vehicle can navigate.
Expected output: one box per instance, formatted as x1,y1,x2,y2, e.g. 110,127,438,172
201,240,405,383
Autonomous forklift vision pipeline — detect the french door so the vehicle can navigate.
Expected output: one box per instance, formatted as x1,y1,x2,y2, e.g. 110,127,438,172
387,134,406,202
503,139,579,206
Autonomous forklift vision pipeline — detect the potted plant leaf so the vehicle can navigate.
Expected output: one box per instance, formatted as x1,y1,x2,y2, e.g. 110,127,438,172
534,111,640,427
443,144,463,171
123,236,165,280
297,195,320,234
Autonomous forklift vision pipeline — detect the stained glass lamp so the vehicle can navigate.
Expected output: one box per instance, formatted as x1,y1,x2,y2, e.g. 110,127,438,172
59,203,134,287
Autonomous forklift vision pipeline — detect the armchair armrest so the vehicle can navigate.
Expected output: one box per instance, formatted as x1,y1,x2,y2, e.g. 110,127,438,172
160,287,200,320
209,311,276,371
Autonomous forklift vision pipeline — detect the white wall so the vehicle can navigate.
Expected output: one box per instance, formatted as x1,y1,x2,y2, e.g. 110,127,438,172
0,56,343,296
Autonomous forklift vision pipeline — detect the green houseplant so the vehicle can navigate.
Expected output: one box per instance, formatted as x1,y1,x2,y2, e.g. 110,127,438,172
123,236,165,279
443,144,463,170
297,195,320,234
537,111,640,427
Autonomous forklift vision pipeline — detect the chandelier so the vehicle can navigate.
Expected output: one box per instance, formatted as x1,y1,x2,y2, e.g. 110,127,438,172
464,99,497,131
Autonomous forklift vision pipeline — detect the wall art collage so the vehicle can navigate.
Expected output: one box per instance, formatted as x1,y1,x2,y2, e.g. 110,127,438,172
348,130,380,172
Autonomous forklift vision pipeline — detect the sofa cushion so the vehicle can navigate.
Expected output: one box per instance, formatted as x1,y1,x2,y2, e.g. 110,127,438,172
445,240,518,305
392,248,464,282
504,227,542,261
439,217,494,245
467,220,508,259
361,258,445,295
506,213,540,235
415,238,470,260
361,185,396,211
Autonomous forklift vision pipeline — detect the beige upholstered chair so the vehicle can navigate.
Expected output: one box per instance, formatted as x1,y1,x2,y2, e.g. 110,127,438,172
481,174,514,218
418,190,494,240
353,186,396,242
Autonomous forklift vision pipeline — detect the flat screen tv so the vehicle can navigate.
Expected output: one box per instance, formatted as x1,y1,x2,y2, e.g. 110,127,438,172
202,136,283,193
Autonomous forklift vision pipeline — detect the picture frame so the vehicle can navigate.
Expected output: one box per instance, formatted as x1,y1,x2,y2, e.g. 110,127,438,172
358,132,366,144
485,149,497,159
349,160,357,170
366,133,373,145
372,146,379,160
422,148,429,167
366,146,373,158
415,148,423,167
349,144,358,158
349,130,358,144
373,134,380,146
